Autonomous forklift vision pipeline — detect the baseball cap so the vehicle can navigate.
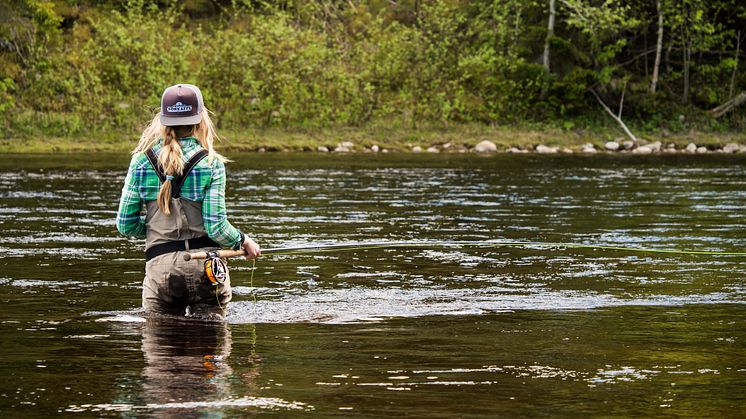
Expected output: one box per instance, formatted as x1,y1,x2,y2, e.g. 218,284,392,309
159,84,204,126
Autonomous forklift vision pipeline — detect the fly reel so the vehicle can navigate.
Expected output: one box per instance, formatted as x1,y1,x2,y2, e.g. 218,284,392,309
204,251,228,286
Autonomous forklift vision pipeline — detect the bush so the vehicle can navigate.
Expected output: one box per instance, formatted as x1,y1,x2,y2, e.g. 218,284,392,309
1,0,743,138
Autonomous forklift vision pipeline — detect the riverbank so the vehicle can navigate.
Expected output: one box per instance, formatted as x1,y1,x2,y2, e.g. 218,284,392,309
2,124,744,154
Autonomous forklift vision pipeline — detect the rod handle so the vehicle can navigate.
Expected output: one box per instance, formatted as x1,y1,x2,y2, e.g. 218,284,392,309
184,249,247,261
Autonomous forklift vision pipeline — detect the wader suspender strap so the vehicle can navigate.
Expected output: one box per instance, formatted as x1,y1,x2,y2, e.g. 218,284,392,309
145,148,209,198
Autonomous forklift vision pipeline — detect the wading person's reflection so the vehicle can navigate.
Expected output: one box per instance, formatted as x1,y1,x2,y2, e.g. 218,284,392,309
141,319,236,408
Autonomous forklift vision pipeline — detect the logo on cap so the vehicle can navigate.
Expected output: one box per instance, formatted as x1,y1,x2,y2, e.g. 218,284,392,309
166,101,193,113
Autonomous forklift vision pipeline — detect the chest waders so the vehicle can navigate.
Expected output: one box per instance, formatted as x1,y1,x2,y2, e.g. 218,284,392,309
141,148,231,318
144,148,218,258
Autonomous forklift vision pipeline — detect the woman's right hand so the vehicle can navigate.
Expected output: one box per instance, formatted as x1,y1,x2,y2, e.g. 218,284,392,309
241,236,261,260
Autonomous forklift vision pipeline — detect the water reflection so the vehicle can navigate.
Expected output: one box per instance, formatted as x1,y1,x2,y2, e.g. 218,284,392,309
141,318,236,412
136,319,309,414
65,317,313,414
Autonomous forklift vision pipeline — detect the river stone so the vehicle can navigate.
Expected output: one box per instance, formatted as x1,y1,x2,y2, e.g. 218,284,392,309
474,140,497,153
722,143,740,153
696,146,708,154
535,144,559,154
412,146,422,153
427,146,440,153
633,145,653,154
506,147,528,153
370,145,380,152
647,141,662,152
317,146,329,152
442,142,452,149
581,143,597,153
622,140,635,150
604,141,620,151
334,146,350,153
340,141,354,149
685,143,697,153
560,147,574,154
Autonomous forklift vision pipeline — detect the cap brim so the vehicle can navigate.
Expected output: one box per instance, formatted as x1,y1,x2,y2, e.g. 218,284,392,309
160,113,202,126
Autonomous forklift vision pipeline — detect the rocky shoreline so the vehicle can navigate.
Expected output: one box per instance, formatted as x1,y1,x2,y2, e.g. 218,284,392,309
4,129,744,154
308,139,746,155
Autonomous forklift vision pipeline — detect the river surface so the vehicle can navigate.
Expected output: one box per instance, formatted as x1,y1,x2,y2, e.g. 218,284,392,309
0,153,744,417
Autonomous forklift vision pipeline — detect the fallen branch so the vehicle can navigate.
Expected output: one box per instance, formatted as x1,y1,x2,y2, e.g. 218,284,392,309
708,91,746,118
589,88,638,143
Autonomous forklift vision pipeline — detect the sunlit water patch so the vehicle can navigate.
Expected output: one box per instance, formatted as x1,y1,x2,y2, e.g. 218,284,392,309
227,286,743,324
65,396,313,413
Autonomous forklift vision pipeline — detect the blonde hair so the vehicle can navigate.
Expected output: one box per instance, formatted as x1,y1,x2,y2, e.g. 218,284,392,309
133,107,227,215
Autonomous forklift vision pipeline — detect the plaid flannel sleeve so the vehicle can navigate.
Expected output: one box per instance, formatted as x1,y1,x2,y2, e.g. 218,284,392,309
202,159,243,249
116,156,147,238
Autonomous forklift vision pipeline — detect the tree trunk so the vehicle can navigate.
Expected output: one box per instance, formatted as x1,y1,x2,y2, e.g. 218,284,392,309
590,88,638,143
665,39,672,73
682,38,691,103
681,2,692,104
637,31,650,78
708,91,746,118
650,0,664,93
543,0,556,72
729,30,741,99
513,4,522,54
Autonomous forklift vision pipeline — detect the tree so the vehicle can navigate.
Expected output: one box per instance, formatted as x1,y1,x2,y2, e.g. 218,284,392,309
543,0,556,72
559,0,640,135
650,0,664,93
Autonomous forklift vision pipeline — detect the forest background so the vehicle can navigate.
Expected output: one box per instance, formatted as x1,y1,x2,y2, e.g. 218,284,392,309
1,0,745,152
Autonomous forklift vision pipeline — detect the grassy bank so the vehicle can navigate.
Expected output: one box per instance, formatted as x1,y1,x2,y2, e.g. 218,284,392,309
1,124,744,154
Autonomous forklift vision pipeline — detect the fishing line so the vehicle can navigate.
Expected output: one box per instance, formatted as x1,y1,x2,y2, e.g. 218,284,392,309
185,241,746,261
249,258,257,307
216,285,223,312
220,258,257,311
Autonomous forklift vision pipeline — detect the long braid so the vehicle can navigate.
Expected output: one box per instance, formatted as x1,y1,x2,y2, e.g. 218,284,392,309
133,106,228,216
156,126,184,215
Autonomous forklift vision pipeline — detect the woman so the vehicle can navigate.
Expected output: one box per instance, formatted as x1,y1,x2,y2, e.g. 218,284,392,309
116,83,260,319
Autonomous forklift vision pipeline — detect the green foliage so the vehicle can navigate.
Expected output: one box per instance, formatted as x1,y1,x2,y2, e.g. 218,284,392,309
562,0,639,41
0,78,15,114
0,0,744,139
0,0,62,73
8,110,84,137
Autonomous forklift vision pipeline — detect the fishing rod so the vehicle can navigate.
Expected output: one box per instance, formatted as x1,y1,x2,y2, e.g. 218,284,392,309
184,241,434,260
183,240,746,261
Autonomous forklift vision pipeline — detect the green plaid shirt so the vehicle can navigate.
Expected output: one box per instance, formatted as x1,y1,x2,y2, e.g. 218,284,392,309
116,137,242,249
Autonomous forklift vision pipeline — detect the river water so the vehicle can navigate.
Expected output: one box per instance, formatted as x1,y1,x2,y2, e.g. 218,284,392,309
1,153,744,417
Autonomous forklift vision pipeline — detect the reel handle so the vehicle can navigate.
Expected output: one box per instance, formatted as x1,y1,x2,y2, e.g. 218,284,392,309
184,249,247,261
